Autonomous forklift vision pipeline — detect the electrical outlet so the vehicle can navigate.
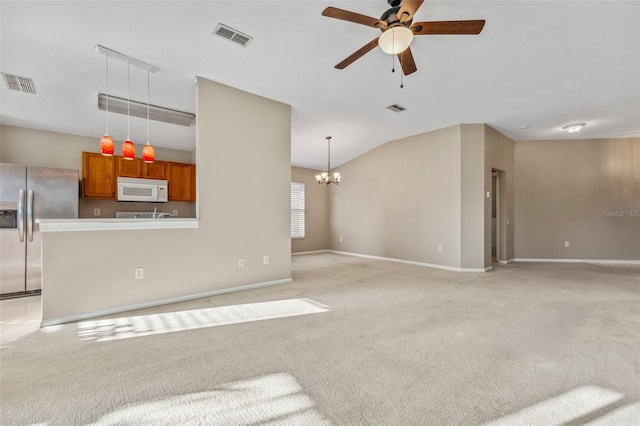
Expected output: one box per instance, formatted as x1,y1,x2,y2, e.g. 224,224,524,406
339,236,343,242
134,267,144,280
438,245,443,253
565,241,570,248
172,209,178,216
93,208,100,216
238,258,245,267
263,256,269,264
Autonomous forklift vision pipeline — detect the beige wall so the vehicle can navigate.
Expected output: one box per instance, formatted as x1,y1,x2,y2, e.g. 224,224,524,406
329,125,463,268
514,138,640,260
40,77,292,321
0,125,196,218
327,124,514,271
460,124,486,269
291,166,330,253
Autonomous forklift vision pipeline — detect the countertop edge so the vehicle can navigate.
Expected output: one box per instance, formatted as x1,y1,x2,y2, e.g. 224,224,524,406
38,219,199,232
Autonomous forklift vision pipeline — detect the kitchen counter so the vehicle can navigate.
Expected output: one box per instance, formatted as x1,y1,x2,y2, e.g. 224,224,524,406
38,218,199,232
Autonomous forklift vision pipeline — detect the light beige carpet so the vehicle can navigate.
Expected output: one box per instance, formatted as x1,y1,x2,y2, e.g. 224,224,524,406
1,253,639,425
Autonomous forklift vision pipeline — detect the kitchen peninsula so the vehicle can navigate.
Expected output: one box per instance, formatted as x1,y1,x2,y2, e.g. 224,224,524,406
39,217,198,232
33,78,293,334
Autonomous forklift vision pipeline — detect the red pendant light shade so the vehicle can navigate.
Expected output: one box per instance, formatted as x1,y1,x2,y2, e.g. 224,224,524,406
100,134,114,156
122,139,135,160
142,142,155,163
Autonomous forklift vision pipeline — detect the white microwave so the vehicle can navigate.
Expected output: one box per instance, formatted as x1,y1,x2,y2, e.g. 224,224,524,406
117,177,168,203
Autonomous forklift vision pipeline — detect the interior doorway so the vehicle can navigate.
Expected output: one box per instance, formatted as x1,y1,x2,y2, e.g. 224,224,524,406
491,171,499,263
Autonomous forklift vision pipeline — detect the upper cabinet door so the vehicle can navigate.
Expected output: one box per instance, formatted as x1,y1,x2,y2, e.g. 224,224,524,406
82,152,116,198
116,157,143,178
167,162,196,202
143,161,166,180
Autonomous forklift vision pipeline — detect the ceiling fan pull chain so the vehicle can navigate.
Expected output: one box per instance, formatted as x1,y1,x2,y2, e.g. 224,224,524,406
400,70,404,89
392,28,396,72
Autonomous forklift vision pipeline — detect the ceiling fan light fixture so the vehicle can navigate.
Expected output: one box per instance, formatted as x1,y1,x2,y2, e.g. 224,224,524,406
378,26,414,54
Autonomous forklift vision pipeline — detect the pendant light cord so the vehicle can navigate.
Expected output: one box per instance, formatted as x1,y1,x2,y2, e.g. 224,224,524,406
147,70,150,143
328,137,331,175
127,63,130,139
105,56,109,134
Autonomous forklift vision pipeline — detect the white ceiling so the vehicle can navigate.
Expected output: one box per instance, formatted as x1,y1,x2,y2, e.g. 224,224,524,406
1,1,638,170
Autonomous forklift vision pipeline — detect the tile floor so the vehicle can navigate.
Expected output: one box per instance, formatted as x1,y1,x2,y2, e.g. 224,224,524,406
0,295,41,345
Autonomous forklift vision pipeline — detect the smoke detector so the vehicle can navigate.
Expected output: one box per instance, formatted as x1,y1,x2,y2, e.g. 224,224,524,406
2,73,36,94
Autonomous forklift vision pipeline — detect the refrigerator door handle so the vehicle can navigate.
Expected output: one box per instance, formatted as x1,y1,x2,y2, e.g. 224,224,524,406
27,189,34,242
18,189,25,242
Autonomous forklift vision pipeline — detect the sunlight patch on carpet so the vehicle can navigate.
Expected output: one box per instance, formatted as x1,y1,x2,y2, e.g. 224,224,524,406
86,372,332,425
584,402,640,425
482,385,624,426
77,298,329,342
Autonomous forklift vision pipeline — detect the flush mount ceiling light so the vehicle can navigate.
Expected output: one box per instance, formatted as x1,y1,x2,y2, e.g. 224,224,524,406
316,136,341,185
563,123,586,133
378,26,414,54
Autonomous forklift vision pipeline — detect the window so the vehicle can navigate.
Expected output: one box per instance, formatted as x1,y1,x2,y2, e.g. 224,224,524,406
291,182,305,239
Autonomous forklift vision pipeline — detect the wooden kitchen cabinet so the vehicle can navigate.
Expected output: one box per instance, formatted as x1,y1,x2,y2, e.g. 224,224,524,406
167,162,196,202
83,152,194,201
82,152,116,198
116,157,143,178
143,160,166,179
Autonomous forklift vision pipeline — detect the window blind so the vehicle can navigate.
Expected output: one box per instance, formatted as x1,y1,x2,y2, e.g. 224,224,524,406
291,182,305,239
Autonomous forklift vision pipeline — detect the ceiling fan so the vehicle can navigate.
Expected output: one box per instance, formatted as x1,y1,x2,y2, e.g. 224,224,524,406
322,0,485,76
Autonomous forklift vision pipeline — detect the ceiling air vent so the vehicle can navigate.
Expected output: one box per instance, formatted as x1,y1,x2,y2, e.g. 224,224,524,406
386,103,406,113
213,24,253,47
2,73,36,94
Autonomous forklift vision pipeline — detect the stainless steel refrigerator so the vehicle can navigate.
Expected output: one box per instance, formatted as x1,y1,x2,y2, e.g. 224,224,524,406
0,164,78,297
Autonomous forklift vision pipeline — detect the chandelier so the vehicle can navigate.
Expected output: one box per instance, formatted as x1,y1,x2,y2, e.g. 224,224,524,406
315,136,341,185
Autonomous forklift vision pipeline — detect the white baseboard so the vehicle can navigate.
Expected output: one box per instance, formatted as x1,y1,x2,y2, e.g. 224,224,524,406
329,250,491,273
292,249,330,256
514,258,640,265
498,259,515,265
40,277,293,328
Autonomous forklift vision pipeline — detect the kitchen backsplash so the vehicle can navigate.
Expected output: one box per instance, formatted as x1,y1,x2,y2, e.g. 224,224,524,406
79,199,196,219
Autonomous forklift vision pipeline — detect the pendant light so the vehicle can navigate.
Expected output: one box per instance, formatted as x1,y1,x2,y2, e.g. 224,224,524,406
122,63,135,160
315,136,341,185
142,70,155,163
99,56,114,156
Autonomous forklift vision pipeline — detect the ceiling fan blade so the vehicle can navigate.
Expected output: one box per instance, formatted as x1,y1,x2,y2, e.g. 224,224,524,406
335,38,380,69
398,48,417,76
411,20,486,35
322,7,387,29
397,0,425,23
